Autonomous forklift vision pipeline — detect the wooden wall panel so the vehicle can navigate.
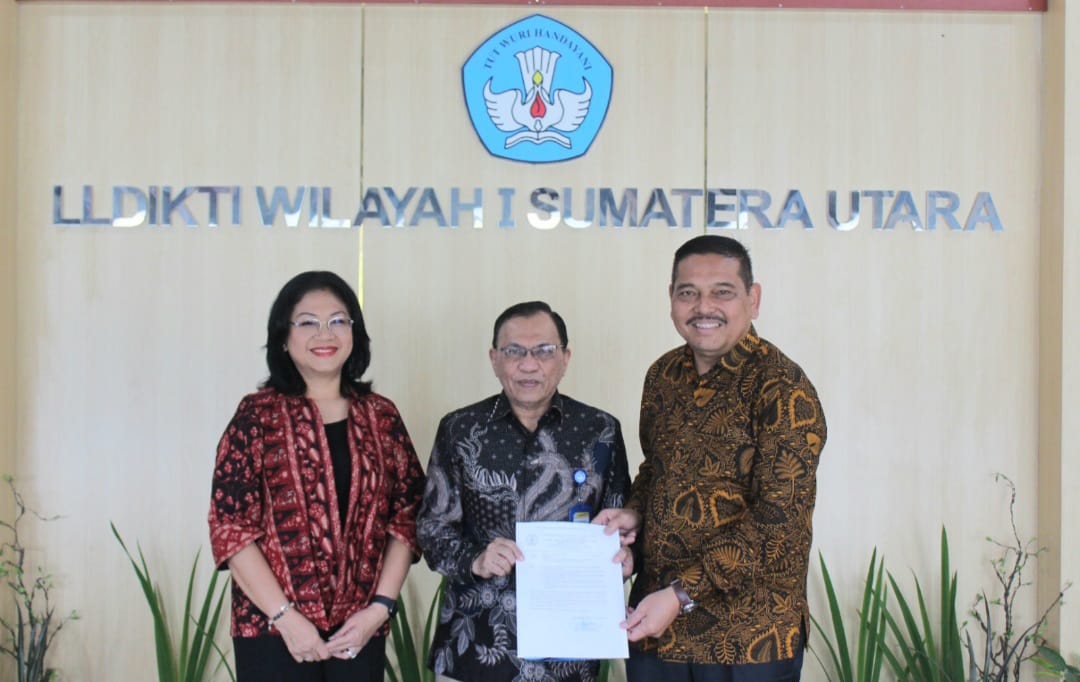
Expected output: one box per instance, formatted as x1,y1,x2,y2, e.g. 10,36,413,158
361,5,706,462
360,9,706,641
705,9,1043,633
16,6,364,678
11,3,1061,680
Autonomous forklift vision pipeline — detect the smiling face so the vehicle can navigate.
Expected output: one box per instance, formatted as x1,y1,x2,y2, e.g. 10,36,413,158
286,289,353,387
670,253,761,374
489,312,571,427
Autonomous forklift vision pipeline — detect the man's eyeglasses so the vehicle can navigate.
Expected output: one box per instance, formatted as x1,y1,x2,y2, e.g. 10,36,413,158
290,316,354,337
497,343,565,361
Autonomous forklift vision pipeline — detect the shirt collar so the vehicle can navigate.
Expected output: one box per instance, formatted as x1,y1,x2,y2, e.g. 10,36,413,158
681,324,762,378
487,391,565,425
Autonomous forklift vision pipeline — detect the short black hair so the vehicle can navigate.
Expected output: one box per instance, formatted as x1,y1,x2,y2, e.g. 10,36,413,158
491,301,568,349
671,235,754,291
262,271,372,397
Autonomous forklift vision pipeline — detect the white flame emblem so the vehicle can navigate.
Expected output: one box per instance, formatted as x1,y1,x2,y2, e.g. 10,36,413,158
483,46,593,149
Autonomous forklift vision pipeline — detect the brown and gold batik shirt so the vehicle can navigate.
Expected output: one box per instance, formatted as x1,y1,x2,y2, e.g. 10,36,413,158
627,325,826,665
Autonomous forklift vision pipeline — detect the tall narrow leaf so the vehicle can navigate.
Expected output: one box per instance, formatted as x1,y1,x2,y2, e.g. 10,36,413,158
111,523,234,682
810,549,889,682
388,578,446,682
881,526,964,682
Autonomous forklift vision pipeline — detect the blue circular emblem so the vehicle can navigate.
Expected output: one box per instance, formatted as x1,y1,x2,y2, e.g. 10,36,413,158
573,469,587,485
462,15,614,164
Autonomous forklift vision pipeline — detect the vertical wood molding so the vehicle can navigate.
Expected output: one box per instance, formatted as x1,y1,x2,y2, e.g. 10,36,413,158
1,0,16,475
0,4,18,682
1039,0,1080,655
1062,0,1080,653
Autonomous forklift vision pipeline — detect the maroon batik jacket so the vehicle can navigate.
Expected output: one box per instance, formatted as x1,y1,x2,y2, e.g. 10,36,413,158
208,388,425,637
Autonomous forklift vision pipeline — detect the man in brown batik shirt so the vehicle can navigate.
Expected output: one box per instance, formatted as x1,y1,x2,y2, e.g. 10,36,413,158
597,235,826,682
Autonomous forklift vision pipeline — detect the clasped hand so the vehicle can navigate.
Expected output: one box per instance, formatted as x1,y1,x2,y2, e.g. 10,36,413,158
276,603,389,663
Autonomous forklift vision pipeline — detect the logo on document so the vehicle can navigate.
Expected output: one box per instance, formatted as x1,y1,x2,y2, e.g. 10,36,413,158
462,15,613,164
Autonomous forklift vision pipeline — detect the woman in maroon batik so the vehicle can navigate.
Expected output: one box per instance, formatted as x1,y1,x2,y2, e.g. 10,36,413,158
209,271,425,682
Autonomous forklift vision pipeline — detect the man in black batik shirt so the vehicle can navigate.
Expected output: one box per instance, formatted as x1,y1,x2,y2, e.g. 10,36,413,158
417,301,631,682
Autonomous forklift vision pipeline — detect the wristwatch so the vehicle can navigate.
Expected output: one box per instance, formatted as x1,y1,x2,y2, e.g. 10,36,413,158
370,594,398,618
670,578,696,615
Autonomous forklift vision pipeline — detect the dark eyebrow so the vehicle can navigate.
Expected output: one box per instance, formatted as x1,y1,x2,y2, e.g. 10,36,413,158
294,309,348,317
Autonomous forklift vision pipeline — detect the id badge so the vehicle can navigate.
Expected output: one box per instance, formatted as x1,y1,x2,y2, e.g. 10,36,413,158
568,469,591,522
568,502,592,523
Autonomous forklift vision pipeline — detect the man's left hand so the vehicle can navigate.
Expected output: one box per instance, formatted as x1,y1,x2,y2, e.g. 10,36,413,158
592,508,641,547
623,587,680,642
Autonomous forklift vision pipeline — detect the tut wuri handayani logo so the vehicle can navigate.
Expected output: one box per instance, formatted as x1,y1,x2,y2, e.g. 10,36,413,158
462,15,613,164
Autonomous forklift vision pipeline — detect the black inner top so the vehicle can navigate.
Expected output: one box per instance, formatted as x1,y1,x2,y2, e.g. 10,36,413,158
324,419,350,528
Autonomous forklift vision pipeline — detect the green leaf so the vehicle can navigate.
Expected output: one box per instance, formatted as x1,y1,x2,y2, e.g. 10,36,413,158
387,577,446,682
811,550,890,682
878,527,965,682
422,579,445,682
111,522,233,682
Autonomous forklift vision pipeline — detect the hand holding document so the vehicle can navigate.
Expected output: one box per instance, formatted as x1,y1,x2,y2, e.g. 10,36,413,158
515,521,629,660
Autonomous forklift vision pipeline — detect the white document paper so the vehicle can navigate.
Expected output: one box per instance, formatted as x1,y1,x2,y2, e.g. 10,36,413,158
515,521,630,660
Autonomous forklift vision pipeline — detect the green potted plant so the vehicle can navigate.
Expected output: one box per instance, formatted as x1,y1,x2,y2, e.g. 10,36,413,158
812,474,1071,682
0,475,78,682
387,577,444,682
963,475,1070,682
879,527,966,682
810,548,890,682
1033,645,1080,681
111,523,233,682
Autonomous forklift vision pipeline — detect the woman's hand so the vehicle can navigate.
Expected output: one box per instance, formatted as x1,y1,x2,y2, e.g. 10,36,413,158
224,545,329,663
327,604,391,660
275,609,331,663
